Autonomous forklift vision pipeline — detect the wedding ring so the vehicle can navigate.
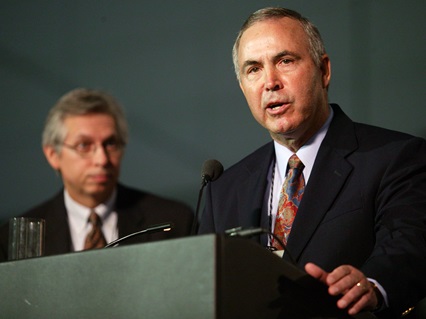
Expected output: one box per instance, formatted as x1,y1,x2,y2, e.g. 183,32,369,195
356,282,368,291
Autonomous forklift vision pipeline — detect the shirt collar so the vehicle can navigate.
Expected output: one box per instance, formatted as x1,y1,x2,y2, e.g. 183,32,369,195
273,105,333,183
64,188,117,229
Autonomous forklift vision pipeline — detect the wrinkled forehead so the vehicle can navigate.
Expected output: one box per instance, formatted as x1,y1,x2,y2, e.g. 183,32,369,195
238,18,309,60
240,17,302,43
62,114,118,140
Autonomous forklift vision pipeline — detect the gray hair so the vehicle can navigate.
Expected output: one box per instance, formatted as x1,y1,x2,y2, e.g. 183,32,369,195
42,88,129,153
232,7,326,81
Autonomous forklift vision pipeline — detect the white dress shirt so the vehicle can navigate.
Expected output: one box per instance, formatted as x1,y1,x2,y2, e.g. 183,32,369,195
64,189,119,251
268,106,333,231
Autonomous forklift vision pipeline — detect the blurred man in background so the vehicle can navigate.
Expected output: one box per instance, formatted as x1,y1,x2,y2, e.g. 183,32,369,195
0,88,193,259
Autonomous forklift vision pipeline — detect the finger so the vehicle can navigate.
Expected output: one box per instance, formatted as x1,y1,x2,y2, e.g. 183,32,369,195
336,279,380,317
346,283,377,315
327,265,354,285
347,294,371,316
336,280,369,307
304,262,328,283
328,275,359,295
327,266,365,295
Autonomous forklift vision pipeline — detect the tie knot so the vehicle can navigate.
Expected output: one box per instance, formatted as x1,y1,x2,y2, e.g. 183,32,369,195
288,154,304,170
88,211,102,227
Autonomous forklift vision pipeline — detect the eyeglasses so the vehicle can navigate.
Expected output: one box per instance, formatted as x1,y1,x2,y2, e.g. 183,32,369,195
62,140,125,158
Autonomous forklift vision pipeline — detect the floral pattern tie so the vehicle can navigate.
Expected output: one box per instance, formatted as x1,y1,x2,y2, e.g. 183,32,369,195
272,154,305,249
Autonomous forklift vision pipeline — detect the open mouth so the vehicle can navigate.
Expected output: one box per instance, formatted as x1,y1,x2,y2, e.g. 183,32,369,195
267,102,285,110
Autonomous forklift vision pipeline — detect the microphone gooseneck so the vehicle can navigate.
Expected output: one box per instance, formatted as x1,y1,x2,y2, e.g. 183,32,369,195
225,226,297,265
104,223,173,248
191,159,224,235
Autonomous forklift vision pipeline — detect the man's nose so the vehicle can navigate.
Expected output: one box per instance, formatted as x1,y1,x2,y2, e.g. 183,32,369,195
92,145,110,165
264,68,283,91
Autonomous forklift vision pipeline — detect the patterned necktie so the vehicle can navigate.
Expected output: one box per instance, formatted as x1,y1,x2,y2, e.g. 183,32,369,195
83,210,107,250
272,154,305,249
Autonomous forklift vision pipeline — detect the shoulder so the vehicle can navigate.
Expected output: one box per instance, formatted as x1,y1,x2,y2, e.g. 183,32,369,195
352,122,426,159
329,103,425,152
203,142,274,202
357,122,423,141
115,184,194,236
17,191,65,220
116,184,193,214
219,142,274,181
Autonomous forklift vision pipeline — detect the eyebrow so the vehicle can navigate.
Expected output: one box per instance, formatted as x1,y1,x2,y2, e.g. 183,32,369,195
274,50,300,61
241,59,260,72
67,133,118,142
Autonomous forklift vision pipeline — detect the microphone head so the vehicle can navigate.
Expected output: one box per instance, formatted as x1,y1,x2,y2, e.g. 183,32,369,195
201,159,224,183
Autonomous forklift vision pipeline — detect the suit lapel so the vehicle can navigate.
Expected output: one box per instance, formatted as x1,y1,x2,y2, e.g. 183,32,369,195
44,191,73,255
236,143,275,232
286,104,358,262
115,184,150,239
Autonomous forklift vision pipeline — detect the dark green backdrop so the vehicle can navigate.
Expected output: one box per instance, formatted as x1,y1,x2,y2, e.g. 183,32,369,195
1,1,425,221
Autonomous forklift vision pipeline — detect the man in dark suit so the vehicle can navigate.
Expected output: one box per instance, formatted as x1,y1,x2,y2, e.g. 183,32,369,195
0,88,193,260
198,7,426,318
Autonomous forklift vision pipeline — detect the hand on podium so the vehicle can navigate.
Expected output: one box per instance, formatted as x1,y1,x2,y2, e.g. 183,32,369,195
305,263,380,316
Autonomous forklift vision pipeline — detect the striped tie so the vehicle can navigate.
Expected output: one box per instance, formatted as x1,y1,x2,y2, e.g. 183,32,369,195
84,210,107,250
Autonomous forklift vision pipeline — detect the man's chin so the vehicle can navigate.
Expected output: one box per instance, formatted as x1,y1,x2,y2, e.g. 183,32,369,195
87,184,115,198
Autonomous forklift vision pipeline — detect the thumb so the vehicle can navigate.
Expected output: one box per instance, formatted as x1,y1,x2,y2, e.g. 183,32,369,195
305,262,329,284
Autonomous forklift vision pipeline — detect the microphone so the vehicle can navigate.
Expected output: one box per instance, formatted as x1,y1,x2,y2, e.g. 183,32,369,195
201,159,224,186
191,159,224,234
104,222,173,248
225,226,297,265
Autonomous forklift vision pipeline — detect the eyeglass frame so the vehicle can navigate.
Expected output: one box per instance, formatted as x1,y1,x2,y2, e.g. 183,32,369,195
61,139,125,158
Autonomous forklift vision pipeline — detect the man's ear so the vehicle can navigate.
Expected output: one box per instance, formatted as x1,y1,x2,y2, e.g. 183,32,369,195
43,145,61,171
239,80,244,93
320,54,331,89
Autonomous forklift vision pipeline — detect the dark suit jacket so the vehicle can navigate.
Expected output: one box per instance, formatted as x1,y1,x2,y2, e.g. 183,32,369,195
199,104,426,318
0,184,193,261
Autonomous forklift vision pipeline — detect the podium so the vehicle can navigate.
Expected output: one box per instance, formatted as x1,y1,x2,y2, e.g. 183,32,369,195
0,234,375,318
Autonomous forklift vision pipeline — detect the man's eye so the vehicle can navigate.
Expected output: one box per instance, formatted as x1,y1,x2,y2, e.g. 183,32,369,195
104,140,119,149
281,58,293,65
248,67,259,74
75,142,93,152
